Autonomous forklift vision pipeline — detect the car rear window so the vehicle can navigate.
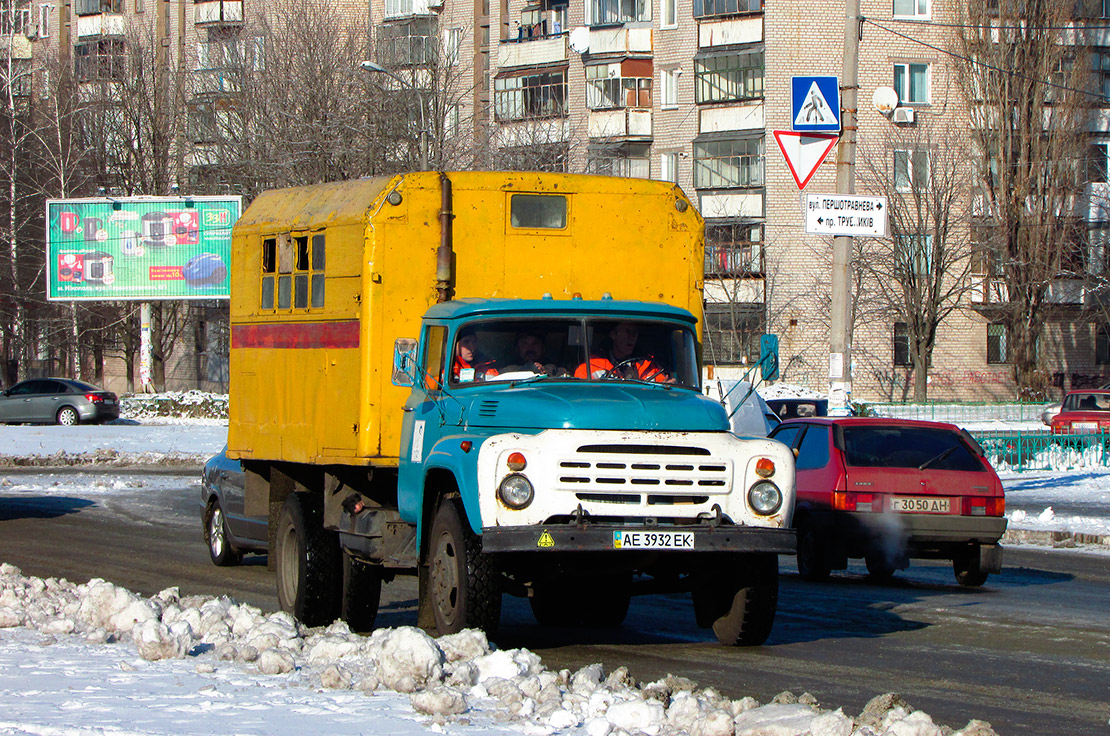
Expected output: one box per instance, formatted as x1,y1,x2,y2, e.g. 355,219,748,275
841,426,983,471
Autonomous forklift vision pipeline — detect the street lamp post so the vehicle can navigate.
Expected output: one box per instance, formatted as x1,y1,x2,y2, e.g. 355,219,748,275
360,60,429,171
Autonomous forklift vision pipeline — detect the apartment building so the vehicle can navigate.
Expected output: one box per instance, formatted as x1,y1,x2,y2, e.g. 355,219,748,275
5,0,1110,400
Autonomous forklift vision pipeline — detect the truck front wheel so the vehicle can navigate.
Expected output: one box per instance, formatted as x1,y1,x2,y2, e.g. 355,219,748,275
427,499,501,636
692,553,778,646
341,552,383,633
276,493,341,627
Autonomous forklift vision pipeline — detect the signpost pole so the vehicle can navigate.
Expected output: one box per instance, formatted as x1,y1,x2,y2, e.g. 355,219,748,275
829,0,860,416
140,302,154,393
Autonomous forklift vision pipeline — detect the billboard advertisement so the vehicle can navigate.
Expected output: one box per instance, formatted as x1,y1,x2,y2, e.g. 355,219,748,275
45,196,241,301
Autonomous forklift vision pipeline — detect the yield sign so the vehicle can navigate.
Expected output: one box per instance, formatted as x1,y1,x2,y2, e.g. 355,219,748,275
772,130,839,190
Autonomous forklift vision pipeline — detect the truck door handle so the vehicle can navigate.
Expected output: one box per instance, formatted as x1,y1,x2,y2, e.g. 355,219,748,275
402,406,414,412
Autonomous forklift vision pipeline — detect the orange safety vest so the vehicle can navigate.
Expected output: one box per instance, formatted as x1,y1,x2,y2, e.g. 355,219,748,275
574,355,667,382
452,355,500,382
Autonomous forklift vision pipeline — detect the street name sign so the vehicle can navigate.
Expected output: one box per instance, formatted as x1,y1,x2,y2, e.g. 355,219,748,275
773,130,839,190
805,194,889,237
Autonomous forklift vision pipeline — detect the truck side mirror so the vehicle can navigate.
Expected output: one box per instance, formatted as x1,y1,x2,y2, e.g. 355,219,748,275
391,338,419,387
759,334,779,381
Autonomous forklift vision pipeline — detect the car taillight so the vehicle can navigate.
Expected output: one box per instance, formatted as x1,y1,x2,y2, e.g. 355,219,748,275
968,497,1005,516
833,492,875,512
85,393,103,403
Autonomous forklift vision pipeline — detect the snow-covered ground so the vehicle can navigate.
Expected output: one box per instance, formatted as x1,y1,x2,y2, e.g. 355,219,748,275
0,404,1103,736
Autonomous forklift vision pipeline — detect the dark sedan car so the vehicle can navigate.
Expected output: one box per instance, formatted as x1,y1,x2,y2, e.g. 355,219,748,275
201,446,266,566
770,417,1007,587
0,377,119,425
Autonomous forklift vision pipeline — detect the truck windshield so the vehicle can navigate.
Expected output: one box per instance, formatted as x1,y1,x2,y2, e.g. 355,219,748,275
448,318,700,389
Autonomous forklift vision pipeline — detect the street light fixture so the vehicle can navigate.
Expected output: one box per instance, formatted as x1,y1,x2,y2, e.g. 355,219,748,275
360,60,429,171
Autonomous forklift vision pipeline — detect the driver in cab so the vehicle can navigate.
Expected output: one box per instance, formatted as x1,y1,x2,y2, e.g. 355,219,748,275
574,322,672,383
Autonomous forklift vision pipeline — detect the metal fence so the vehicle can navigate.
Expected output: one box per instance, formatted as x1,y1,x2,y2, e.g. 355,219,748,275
971,431,1110,472
867,402,1048,424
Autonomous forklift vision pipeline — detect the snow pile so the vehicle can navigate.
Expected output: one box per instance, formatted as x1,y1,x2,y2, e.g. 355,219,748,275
0,563,997,736
119,391,228,421
757,383,826,400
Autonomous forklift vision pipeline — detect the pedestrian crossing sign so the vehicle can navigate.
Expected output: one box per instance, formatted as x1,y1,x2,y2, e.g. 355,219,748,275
792,76,840,133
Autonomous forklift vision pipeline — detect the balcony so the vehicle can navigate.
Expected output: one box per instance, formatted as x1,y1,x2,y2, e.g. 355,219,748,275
499,35,566,70
194,0,243,25
76,12,124,38
587,108,651,140
588,26,652,55
697,15,761,49
193,67,241,96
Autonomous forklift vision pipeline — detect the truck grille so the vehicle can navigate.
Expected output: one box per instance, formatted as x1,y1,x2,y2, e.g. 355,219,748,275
555,443,732,502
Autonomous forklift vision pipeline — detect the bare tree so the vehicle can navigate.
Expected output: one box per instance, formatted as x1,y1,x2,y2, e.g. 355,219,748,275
857,122,976,401
955,0,1093,397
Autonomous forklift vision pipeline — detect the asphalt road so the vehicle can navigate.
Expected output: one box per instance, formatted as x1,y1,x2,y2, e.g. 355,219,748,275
0,471,1107,735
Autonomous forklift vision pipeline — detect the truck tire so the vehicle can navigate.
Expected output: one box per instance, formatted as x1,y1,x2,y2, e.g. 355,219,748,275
953,548,989,587
795,518,830,581
341,552,383,633
204,498,242,567
427,499,500,636
530,574,631,628
692,553,778,646
276,492,341,628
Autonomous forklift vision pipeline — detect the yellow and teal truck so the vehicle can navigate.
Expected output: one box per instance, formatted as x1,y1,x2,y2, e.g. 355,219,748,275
225,172,795,645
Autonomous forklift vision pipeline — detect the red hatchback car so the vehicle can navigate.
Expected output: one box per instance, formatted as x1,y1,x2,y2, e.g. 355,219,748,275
769,418,1007,587
1050,389,1110,434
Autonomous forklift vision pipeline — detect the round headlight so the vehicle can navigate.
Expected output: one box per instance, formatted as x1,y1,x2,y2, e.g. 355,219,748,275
748,481,782,516
498,474,534,509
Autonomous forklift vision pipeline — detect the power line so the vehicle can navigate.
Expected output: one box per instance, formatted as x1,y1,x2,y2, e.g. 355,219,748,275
863,17,1110,103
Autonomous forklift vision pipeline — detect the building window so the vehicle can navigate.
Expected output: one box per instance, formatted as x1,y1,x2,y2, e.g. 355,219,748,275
586,0,650,26
894,148,929,192
74,0,121,15
694,137,763,189
661,0,676,27
705,222,763,277
445,27,462,65
702,303,764,365
1098,324,1110,365
2,4,30,34
38,3,52,35
987,323,1008,364
384,0,416,19
376,18,436,67
896,234,934,277
585,61,651,110
695,51,764,104
662,68,679,108
660,152,679,184
692,0,761,19
893,322,911,366
1094,51,1110,103
894,62,929,104
75,39,126,82
494,69,567,121
587,143,651,179
892,0,929,19
1089,142,1109,184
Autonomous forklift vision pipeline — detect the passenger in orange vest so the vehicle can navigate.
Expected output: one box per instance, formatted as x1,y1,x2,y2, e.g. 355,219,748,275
452,328,500,383
575,322,672,382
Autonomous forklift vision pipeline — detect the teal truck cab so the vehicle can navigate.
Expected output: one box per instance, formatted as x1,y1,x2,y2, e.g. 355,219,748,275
393,297,795,645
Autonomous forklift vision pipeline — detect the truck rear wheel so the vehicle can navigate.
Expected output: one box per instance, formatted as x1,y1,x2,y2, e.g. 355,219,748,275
692,554,778,646
276,492,341,627
530,573,631,628
341,552,383,632
953,548,989,587
427,499,500,636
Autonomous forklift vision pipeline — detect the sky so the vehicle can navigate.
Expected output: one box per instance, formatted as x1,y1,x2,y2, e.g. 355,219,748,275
0,395,1104,736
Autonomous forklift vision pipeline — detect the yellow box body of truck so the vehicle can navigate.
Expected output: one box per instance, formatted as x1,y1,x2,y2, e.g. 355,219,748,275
227,171,705,466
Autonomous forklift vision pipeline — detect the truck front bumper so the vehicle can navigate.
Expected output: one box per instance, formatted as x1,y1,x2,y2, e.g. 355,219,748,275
480,523,796,554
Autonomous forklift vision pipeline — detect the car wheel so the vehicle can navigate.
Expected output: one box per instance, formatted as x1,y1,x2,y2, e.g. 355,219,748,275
865,551,897,582
340,552,383,633
953,550,989,587
205,499,242,566
275,492,341,627
796,518,831,581
530,574,632,628
55,406,79,426
426,498,500,636
692,553,778,646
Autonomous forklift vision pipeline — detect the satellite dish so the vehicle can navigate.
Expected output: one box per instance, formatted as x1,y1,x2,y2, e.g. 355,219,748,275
568,26,589,53
873,86,899,115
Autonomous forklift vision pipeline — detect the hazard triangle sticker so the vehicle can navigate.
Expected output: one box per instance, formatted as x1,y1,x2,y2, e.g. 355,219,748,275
773,130,839,190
